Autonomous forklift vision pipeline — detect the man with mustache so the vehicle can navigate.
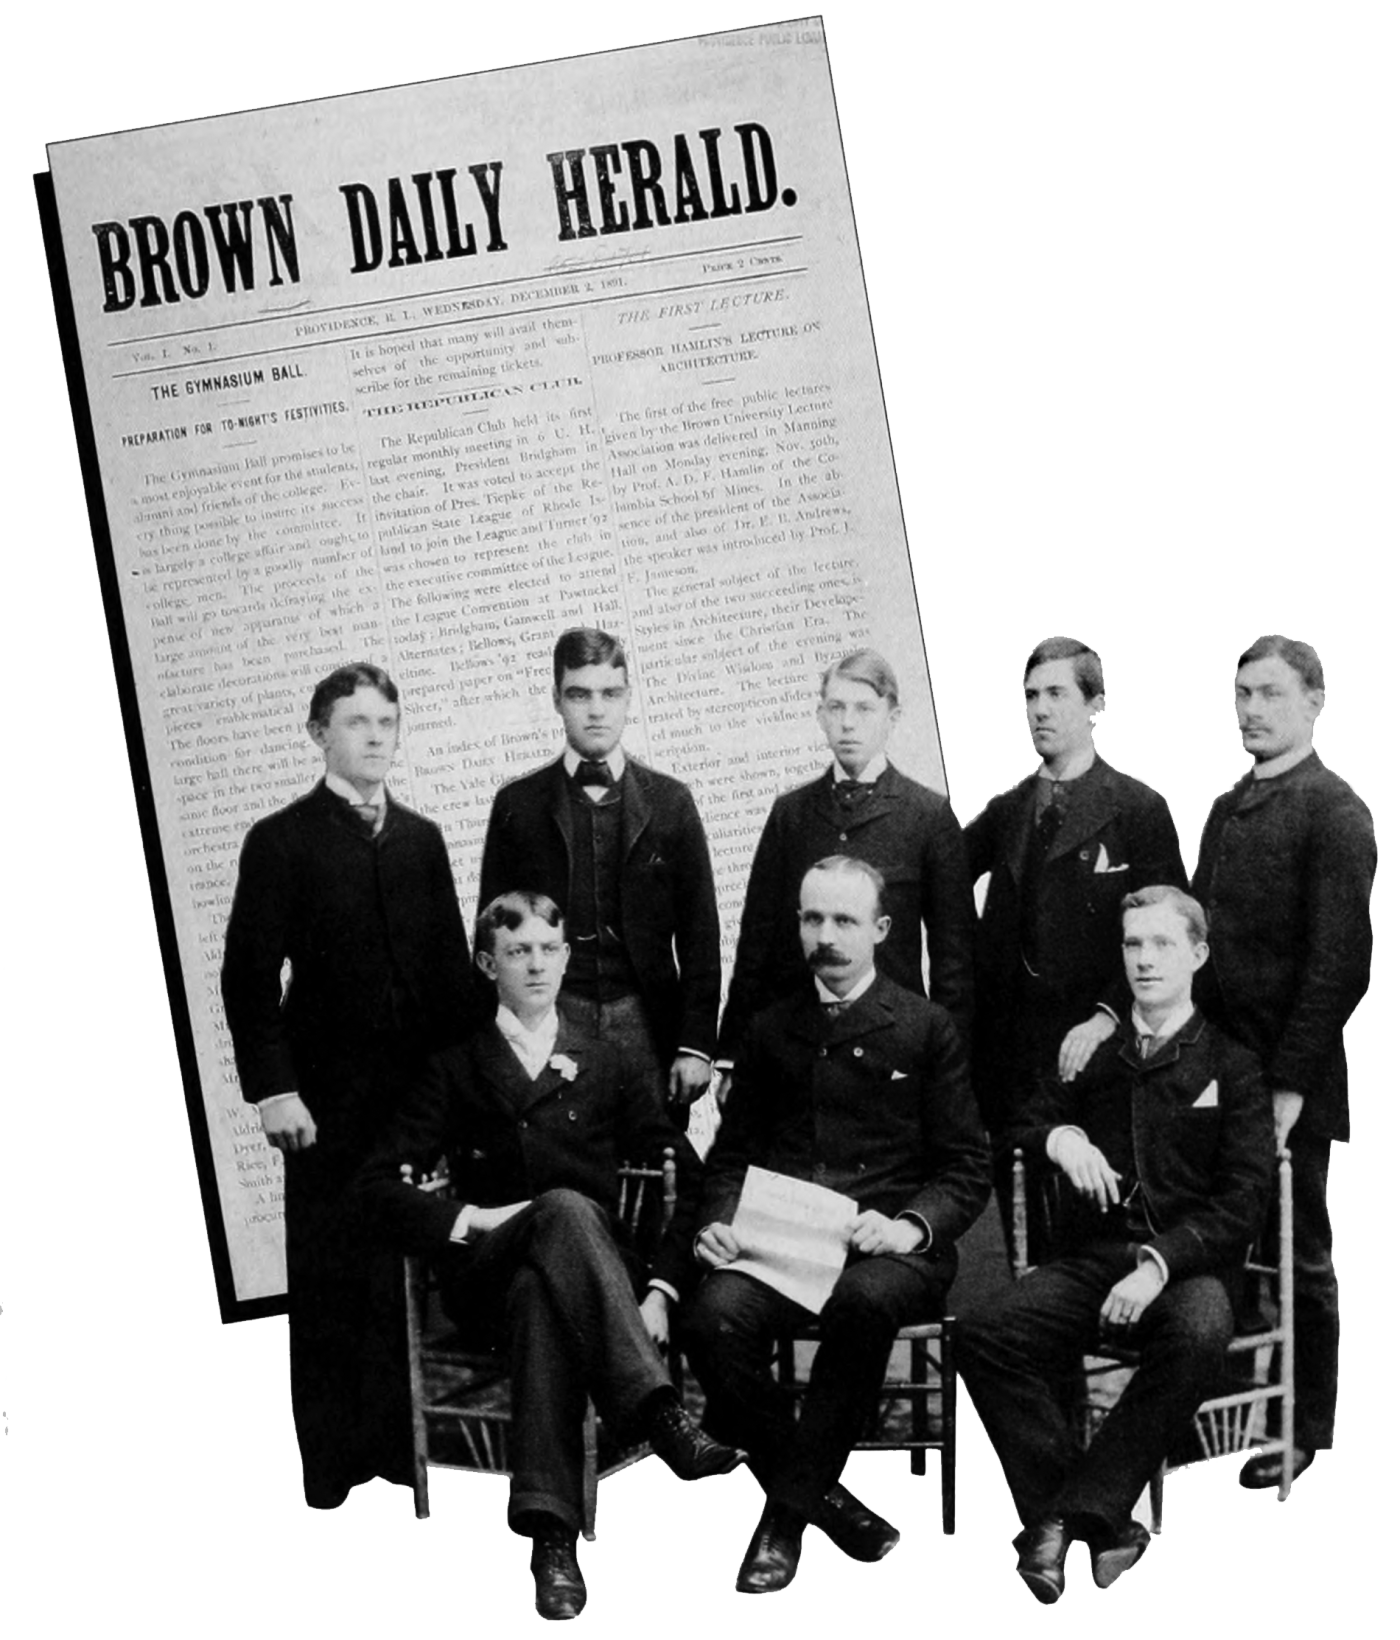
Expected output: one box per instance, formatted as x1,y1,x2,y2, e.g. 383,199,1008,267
682,856,989,1594
1192,635,1376,1490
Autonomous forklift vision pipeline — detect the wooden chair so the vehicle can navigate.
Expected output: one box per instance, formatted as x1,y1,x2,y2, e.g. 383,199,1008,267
403,1150,679,1538
773,1318,958,1533
1010,1147,1296,1530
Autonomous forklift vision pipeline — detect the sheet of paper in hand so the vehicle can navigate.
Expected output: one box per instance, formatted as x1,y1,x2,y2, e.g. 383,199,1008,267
727,1164,859,1314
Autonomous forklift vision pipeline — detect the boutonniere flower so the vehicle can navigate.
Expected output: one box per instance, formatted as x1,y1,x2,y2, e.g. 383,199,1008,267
549,1054,579,1082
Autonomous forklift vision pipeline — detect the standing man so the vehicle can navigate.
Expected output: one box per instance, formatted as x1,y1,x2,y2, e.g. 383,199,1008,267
964,637,1184,1230
1192,635,1376,1488
958,887,1272,1603
222,662,474,1509
478,627,722,1115
682,857,989,1594
719,648,974,1063
354,890,740,1621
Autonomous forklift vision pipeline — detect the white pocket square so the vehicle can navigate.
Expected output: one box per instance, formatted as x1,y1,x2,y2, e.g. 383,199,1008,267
891,1070,909,1081
1094,843,1130,874
1192,1081,1219,1109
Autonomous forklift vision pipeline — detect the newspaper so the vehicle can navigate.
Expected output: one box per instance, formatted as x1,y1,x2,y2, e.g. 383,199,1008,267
728,1164,859,1313
39,18,944,1316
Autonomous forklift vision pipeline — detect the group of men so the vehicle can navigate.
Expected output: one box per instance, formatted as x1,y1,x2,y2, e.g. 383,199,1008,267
222,625,1374,1617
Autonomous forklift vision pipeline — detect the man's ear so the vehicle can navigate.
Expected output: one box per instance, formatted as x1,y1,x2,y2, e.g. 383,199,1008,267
475,948,498,981
307,718,328,751
873,914,892,946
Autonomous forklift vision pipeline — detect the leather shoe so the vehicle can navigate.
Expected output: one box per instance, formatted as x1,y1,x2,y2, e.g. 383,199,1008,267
530,1524,586,1621
811,1483,900,1562
647,1397,745,1480
736,1503,805,1594
1012,1517,1070,1605
1089,1520,1151,1589
1239,1445,1314,1489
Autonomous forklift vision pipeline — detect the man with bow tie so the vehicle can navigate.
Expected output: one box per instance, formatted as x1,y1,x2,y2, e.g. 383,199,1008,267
682,856,990,1594
477,627,721,1117
957,886,1272,1603
1192,635,1376,1490
718,648,974,1076
222,662,475,1509
963,637,1185,1246
354,890,742,1621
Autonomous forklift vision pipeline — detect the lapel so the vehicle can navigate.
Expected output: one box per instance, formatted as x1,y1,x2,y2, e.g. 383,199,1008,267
619,760,652,860
1233,750,1320,816
784,974,896,1046
471,1025,543,1119
817,765,900,834
1005,774,1039,885
488,1014,596,1117
547,758,575,874
1045,756,1120,866
309,778,377,846
1117,1009,1206,1075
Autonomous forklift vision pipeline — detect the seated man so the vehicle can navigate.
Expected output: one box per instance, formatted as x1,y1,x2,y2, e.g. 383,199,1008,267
682,856,990,1594
958,885,1273,1604
354,891,742,1622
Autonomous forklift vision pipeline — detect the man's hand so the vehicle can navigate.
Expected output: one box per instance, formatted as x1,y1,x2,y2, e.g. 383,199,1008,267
1058,1012,1117,1081
849,1210,923,1258
1050,1130,1122,1212
1273,1090,1304,1155
668,1054,713,1107
1099,1261,1165,1331
639,1289,671,1350
714,1070,733,1108
260,1095,317,1153
695,1221,741,1269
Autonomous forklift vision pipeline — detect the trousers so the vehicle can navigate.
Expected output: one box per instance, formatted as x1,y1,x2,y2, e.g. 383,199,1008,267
681,1252,952,1518
439,1188,672,1533
958,1242,1234,1531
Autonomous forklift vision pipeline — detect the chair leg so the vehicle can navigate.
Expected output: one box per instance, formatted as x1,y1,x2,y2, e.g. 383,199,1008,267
582,1401,600,1542
910,1335,928,1477
940,1323,956,1535
1149,1464,1164,1534
404,1261,431,1520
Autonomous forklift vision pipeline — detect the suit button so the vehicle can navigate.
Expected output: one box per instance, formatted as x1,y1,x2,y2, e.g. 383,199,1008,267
519,1119,528,1129
568,1110,577,1121
817,1047,828,1058
839,831,848,842
1079,847,1090,861
853,1046,864,1057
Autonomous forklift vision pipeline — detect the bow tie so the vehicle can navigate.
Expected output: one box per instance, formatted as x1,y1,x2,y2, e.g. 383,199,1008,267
823,998,852,1018
835,780,873,808
574,760,615,789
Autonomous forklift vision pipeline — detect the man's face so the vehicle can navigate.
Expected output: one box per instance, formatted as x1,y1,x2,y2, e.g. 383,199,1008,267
554,662,630,759
309,686,400,797
1235,655,1322,764
798,866,890,996
1024,658,1101,766
477,914,570,1020
818,676,900,777
1122,902,1207,1017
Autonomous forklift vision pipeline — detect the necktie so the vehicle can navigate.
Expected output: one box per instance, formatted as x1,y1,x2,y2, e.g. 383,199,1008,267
575,759,614,789
823,999,850,1019
351,800,383,835
836,780,872,808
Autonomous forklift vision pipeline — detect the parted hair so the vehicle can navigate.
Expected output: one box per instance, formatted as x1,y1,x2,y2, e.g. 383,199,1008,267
1024,636,1104,703
307,662,398,727
1121,884,1209,946
475,890,565,957
553,627,628,690
1237,634,1324,693
821,647,900,705
804,854,889,918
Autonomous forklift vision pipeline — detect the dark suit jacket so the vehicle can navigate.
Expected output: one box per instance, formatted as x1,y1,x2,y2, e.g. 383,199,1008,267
221,780,474,1155
1193,752,1376,1142
477,756,722,1061
704,974,990,1258
964,755,1185,1127
718,763,975,1057
354,1015,703,1294
1013,1011,1273,1281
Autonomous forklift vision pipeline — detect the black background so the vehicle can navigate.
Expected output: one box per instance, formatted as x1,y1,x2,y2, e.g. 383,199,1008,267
24,15,1370,1613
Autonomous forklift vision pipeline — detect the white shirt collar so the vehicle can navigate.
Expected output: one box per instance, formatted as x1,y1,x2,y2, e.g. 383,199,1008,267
325,769,386,808
496,1004,560,1078
1038,746,1096,783
1130,998,1196,1047
1251,742,1314,781
833,753,888,785
562,746,626,781
815,964,879,1006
